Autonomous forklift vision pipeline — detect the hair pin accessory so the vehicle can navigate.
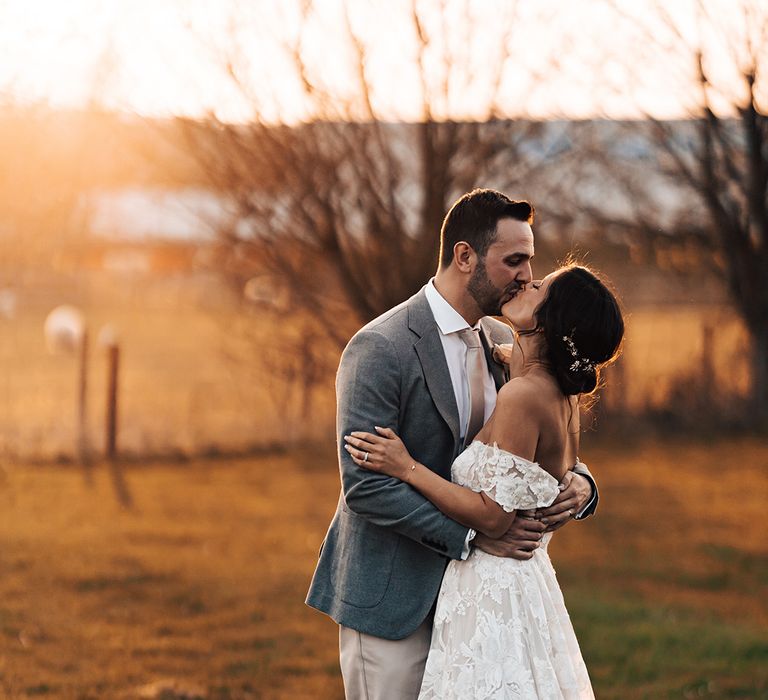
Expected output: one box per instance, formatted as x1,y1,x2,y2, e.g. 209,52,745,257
562,333,596,373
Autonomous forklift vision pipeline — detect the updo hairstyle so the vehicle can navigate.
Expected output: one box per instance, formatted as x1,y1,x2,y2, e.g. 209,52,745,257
531,265,624,396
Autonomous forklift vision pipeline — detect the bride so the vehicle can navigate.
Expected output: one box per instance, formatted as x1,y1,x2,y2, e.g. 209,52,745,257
344,264,624,699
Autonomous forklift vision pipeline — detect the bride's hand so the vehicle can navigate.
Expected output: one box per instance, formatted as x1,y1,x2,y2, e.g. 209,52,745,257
344,427,414,480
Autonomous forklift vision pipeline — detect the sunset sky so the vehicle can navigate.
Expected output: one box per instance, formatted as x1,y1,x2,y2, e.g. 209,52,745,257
0,0,764,122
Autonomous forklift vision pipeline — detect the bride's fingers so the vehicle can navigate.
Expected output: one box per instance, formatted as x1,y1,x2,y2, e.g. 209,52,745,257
345,445,383,468
374,426,398,439
349,431,384,444
344,444,361,459
344,435,378,451
351,455,375,469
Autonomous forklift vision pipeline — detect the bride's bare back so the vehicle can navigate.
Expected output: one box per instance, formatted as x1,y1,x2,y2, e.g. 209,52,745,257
475,372,580,481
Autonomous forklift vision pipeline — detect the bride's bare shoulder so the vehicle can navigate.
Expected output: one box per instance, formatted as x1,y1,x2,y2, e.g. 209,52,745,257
497,376,548,407
489,377,546,460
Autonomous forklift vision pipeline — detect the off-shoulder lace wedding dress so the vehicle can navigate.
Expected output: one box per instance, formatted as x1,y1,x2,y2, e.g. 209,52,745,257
417,441,594,700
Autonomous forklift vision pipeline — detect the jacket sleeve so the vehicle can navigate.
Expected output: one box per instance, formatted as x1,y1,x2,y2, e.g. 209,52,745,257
572,462,599,519
337,329,470,560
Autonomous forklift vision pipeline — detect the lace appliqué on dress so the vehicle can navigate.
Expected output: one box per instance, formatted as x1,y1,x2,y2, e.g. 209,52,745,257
451,441,561,513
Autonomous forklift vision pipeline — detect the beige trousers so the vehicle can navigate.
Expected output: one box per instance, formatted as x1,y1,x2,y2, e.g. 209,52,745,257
338,619,432,700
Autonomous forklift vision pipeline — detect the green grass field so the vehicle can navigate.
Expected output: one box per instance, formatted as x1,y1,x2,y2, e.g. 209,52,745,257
0,436,765,698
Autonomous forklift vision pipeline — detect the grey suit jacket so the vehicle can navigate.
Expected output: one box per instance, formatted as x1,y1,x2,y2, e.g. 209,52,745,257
305,286,597,640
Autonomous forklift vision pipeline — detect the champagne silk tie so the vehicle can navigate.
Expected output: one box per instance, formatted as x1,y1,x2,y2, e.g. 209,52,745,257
458,328,486,448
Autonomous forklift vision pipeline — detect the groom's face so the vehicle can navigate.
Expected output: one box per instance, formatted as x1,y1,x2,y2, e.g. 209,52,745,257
467,217,534,316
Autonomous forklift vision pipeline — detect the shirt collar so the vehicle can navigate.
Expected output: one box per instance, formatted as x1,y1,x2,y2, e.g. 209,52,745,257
425,278,480,336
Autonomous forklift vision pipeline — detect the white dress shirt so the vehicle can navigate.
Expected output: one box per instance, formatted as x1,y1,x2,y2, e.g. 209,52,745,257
424,279,498,558
424,280,498,438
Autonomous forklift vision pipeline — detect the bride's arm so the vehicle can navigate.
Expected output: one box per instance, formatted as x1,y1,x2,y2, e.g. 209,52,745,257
345,385,541,539
346,428,513,538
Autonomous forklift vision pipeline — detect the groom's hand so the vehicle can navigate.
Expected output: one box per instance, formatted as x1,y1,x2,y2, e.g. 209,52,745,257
534,471,592,532
473,517,547,560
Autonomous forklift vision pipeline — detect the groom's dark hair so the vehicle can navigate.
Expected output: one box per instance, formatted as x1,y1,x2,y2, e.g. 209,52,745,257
439,189,534,269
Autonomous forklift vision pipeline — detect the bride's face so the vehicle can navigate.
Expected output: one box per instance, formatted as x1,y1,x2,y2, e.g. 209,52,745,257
500,270,558,331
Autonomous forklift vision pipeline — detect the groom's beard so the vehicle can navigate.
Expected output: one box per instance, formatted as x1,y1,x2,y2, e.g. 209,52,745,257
468,258,520,316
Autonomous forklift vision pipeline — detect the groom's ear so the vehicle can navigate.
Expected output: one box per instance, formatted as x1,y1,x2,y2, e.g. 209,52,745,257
453,241,476,273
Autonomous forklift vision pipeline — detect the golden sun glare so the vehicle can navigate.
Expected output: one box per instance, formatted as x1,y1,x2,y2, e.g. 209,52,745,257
0,0,760,122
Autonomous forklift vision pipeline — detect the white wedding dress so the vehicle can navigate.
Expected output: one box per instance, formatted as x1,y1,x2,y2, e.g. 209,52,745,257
418,441,595,700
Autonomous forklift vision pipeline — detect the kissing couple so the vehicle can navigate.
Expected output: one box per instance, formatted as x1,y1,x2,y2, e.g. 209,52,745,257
307,189,624,699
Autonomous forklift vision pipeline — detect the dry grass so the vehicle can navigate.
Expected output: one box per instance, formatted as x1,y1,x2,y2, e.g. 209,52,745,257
0,264,753,460
0,276,336,460
0,448,343,699
0,436,765,698
603,305,750,411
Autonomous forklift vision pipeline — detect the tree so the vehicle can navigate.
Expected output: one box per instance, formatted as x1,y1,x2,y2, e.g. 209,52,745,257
175,0,575,347
578,0,768,420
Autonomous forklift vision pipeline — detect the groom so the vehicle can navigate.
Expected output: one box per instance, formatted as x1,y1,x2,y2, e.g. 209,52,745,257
306,189,597,699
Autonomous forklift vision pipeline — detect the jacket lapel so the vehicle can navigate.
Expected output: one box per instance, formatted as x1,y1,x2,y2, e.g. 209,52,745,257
408,290,461,445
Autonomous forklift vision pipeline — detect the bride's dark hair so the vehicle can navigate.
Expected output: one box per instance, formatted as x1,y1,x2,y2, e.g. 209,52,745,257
526,264,624,396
